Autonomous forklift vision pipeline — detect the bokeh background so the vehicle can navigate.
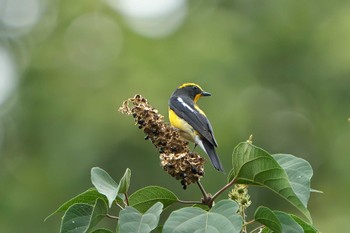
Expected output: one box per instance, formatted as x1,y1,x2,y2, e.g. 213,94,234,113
1,0,349,232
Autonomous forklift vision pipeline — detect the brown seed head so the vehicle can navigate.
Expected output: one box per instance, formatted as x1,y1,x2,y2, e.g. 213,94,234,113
119,94,205,188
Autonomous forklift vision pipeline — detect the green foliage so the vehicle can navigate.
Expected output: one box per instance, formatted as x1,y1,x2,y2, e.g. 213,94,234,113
163,200,242,233
229,142,312,221
255,206,319,233
46,188,107,221
118,168,131,194
128,186,178,213
60,203,93,233
273,154,313,207
90,230,113,233
49,141,320,232
59,199,107,233
118,202,163,233
254,206,282,232
91,167,120,208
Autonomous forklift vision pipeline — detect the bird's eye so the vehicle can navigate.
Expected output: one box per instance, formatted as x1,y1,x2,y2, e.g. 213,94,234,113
192,86,199,90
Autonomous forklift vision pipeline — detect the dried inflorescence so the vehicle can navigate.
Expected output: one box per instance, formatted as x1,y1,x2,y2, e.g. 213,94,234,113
118,94,205,189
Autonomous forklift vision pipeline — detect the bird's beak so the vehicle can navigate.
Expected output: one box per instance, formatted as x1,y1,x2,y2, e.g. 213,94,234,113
201,91,211,97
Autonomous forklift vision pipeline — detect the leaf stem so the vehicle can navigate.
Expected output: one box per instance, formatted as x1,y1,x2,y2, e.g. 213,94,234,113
242,208,247,233
242,220,255,227
250,225,264,233
177,199,203,205
124,192,129,206
106,214,119,220
116,202,124,210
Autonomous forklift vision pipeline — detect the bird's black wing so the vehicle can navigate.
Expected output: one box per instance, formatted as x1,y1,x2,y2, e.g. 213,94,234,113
169,96,218,147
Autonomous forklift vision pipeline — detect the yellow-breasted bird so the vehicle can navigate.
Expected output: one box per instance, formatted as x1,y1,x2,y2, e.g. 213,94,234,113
168,83,224,172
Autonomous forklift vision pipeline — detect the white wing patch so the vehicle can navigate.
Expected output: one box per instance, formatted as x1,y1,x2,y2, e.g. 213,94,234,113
177,97,195,113
194,135,207,154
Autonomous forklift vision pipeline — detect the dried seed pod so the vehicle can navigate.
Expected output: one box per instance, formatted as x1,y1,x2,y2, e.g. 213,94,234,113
119,94,205,187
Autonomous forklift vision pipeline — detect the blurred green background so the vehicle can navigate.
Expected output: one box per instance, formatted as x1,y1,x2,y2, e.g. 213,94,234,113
1,0,349,232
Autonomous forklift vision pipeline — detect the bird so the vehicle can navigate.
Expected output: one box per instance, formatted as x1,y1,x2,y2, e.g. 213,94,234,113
168,83,224,172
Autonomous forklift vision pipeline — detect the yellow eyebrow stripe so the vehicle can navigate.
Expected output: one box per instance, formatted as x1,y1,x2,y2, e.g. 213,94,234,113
179,83,203,91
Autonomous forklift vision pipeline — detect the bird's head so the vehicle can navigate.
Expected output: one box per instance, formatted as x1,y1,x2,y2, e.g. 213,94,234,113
174,83,211,103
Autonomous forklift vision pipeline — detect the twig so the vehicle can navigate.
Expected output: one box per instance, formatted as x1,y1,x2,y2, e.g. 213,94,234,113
197,181,209,200
210,178,236,204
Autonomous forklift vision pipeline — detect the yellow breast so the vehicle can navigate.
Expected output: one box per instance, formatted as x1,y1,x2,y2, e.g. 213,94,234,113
168,109,196,143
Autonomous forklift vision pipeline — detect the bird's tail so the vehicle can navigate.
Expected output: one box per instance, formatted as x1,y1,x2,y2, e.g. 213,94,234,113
202,140,225,172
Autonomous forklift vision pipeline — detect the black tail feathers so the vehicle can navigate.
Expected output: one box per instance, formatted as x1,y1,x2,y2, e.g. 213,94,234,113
202,140,224,172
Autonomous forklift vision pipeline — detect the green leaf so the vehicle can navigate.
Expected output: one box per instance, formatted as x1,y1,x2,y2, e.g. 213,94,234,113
119,202,163,233
91,167,119,208
192,204,209,211
255,208,319,233
274,211,304,233
129,186,178,213
152,225,163,233
90,229,113,233
227,168,235,183
86,199,108,232
119,168,131,194
291,214,319,233
163,200,243,233
273,154,313,207
211,200,243,232
45,188,106,221
59,199,108,233
254,206,282,233
60,203,93,233
230,142,312,222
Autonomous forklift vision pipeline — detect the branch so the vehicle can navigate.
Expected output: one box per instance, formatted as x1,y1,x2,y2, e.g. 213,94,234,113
197,181,209,198
209,178,236,206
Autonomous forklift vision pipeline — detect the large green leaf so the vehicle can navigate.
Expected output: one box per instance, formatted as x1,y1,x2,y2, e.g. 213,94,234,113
254,206,282,233
163,200,242,233
91,167,119,208
119,168,131,194
273,154,313,207
118,202,163,233
60,198,108,233
128,186,178,213
45,188,106,221
229,142,312,222
211,200,243,232
255,207,318,233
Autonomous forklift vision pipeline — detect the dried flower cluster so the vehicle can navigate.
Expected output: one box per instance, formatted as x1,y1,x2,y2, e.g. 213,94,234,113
228,184,252,214
118,94,205,189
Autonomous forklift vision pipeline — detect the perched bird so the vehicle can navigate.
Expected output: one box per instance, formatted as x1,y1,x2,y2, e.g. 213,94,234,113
168,83,224,172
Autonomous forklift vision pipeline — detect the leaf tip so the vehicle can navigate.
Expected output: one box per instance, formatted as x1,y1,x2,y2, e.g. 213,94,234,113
310,188,323,194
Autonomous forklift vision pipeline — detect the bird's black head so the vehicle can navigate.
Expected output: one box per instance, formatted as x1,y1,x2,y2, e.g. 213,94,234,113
173,83,211,102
